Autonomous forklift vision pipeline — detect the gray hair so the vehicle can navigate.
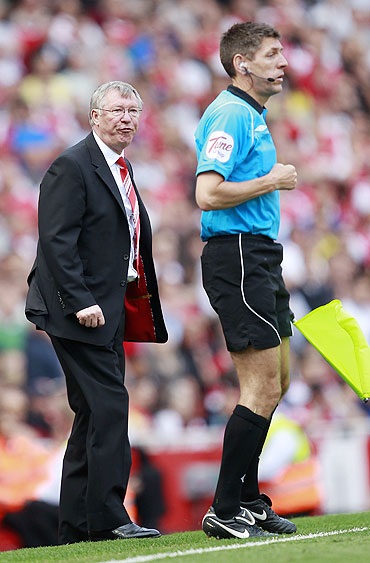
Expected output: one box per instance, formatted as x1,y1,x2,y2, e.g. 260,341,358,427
89,81,143,126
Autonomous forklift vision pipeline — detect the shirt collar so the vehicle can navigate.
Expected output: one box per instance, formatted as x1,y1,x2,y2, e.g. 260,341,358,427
227,85,265,115
92,130,124,166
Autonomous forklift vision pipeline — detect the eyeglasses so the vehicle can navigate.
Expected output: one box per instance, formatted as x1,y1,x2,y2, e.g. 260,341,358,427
95,107,142,119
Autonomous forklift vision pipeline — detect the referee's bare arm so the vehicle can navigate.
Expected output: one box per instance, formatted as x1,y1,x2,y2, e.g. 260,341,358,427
195,163,297,211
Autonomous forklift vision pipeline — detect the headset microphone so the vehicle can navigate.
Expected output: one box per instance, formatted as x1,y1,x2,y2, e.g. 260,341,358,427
241,64,276,82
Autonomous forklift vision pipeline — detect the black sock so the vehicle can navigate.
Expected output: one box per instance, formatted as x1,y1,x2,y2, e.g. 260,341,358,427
240,415,272,502
240,406,276,502
212,404,268,520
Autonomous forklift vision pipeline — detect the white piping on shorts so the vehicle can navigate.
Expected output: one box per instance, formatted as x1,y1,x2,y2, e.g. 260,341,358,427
238,233,282,345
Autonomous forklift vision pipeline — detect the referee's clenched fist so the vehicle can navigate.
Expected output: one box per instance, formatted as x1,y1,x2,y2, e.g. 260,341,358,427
269,163,298,191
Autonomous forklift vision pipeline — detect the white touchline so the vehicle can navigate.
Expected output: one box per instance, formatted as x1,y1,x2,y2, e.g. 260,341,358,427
99,527,369,563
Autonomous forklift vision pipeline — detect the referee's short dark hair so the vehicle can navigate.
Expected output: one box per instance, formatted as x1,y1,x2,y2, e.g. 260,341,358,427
220,22,280,78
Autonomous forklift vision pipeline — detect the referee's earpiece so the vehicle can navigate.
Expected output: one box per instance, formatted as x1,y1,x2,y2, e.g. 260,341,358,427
240,63,249,74
240,63,276,83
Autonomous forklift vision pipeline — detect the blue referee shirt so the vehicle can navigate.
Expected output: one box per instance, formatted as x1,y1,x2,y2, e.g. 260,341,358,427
195,86,279,241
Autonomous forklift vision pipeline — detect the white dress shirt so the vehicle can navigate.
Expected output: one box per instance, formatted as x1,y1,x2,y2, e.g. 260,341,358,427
93,131,138,281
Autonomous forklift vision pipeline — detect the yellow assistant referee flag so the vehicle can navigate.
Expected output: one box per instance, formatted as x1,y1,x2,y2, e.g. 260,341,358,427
294,299,370,402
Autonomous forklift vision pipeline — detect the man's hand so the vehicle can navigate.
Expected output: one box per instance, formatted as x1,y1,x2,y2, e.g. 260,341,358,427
268,163,297,191
76,305,105,328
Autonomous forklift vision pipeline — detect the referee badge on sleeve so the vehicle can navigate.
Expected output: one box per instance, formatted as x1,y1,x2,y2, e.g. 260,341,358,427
206,131,234,163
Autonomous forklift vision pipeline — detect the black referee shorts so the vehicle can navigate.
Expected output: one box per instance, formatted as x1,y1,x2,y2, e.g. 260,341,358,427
201,233,294,352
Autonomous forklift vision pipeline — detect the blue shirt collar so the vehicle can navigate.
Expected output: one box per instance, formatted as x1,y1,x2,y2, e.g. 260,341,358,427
227,85,265,115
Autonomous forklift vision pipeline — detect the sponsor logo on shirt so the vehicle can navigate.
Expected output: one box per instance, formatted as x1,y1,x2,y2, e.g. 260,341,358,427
206,131,234,163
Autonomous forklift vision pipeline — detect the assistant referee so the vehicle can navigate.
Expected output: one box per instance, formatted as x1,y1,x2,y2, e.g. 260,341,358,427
195,22,298,540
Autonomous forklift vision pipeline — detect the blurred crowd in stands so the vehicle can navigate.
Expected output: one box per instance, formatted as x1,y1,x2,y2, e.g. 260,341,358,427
1,0,370,545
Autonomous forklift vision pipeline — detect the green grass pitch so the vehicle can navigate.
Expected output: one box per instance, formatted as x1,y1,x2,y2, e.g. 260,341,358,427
0,511,369,563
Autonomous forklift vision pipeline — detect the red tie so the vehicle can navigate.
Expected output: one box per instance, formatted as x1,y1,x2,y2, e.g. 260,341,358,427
116,157,140,273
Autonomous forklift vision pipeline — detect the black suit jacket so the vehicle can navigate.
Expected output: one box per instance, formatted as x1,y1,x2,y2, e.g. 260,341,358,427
25,132,167,346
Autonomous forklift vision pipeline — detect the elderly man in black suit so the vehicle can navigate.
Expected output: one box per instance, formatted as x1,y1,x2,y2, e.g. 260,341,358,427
25,81,168,544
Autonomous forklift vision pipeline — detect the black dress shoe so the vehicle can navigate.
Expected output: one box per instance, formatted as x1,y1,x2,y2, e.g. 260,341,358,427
89,522,161,541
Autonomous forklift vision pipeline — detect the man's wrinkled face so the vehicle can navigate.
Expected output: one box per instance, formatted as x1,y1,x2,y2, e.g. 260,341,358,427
91,89,141,153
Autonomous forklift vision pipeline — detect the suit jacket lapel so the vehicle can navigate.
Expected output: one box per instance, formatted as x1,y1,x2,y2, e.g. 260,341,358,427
85,132,126,216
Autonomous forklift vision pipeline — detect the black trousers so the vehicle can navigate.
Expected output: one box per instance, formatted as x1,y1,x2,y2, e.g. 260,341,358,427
49,312,131,544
